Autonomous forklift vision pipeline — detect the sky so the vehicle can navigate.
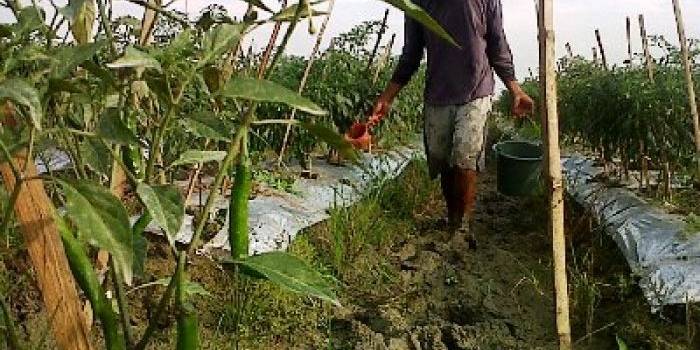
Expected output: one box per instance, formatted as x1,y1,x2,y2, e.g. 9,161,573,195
1,0,699,81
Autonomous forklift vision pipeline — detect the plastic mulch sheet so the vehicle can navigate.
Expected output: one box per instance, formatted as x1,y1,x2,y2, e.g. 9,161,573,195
143,145,423,255
562,156,700,309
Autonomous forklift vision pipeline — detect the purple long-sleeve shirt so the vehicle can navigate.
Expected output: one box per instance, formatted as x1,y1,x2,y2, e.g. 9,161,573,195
391,0,516,106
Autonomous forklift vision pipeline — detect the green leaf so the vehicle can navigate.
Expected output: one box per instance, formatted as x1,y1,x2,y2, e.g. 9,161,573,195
143,278,212,297
51,42,105,79
79,137,112,175
179,113,233,141
135,183,184,249
97,109,141,146
271,0,328,22
240,0,272,13
381,0,458,47
60,180,134,285
171,150,227,167
200,23,244,68
67,0,96,44
235,252,340,306
107,47,162,72
299,122,359,162
0,78,43,130
616,336,628,350
220,77,326,116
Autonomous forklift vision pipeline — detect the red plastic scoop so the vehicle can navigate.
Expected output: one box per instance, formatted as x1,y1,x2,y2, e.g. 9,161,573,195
344,122,372,151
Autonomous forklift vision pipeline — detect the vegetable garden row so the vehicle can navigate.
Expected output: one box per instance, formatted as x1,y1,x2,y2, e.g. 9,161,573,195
0,1,431,349
497,27,700,201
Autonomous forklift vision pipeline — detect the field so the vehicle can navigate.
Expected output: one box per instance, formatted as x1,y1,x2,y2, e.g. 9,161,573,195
1,0,700,349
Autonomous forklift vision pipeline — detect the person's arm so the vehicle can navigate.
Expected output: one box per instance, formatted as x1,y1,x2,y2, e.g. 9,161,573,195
369,15,425,126
486,0,533,117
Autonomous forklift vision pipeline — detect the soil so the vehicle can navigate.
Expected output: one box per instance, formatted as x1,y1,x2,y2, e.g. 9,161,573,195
2,162,697,349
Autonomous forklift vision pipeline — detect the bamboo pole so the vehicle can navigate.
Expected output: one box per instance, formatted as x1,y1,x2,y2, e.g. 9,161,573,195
626,16,633,63
671,0,700,181
366,8,390,70
638,15,655,80
277,0,337,166
592,47,599,65
595,29,608,70
139,0,162,46
373,33,396,83
639,14,653,189
537,0,572,348
0,151,93,350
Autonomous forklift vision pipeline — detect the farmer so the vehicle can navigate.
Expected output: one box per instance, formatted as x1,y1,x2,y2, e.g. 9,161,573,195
369,0,533,248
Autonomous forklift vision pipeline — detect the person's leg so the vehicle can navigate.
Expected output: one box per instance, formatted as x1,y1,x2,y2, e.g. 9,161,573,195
423,104,457,226
449,96,493,247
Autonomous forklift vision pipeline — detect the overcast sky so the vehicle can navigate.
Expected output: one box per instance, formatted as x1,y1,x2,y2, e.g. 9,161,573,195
2,0,699,80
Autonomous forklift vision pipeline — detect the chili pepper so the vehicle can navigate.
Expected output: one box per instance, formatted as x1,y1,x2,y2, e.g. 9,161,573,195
229,137,251,259
57,216,124,350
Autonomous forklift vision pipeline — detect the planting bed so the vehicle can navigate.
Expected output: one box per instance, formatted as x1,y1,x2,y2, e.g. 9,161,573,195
6,158,697,349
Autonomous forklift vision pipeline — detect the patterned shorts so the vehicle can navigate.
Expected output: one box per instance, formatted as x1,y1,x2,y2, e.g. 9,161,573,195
423,96,493,178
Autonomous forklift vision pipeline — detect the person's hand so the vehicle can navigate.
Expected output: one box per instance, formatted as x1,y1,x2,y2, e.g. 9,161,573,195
368,94,393,127
511,90,534,118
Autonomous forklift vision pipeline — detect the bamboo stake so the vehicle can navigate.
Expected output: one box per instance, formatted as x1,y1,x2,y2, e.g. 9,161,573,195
639,14,653,189
592,47,599,65
139,0,162,46
595,29,608,70
671,0,700,182
0,151,93,350
537,0,572,348
373,33,396,83
277,0,336,166
626,16,633,63
639,15,655,80
367,8,390,70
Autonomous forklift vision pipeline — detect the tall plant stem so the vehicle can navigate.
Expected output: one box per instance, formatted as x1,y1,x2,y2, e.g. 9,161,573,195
277,0,336,166
265,0,305,79
109,258,134,348
133,265,178,350
144,77,187,183
186,127,246,255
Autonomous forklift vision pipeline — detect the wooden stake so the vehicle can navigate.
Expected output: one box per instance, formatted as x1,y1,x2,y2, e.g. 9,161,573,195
638,14,655,189
373,33,396,83
0,151,93,350
595,29,608,70
139,0,162,46
626,16,633,63
367,8,390,70
592,47,599,64
537,0,572,348
671,0,700,181
638,14,655,81
277,0,337,166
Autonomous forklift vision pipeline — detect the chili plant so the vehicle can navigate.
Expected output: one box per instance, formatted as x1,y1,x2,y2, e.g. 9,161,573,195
0,1,455,349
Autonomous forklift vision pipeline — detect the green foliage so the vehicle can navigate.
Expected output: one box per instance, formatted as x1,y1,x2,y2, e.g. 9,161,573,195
221,77,327,116
0,1,450,348
136,183,185,249
0,78,42,130
60,180,135,285
170,150,227,167
234,252,340,307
